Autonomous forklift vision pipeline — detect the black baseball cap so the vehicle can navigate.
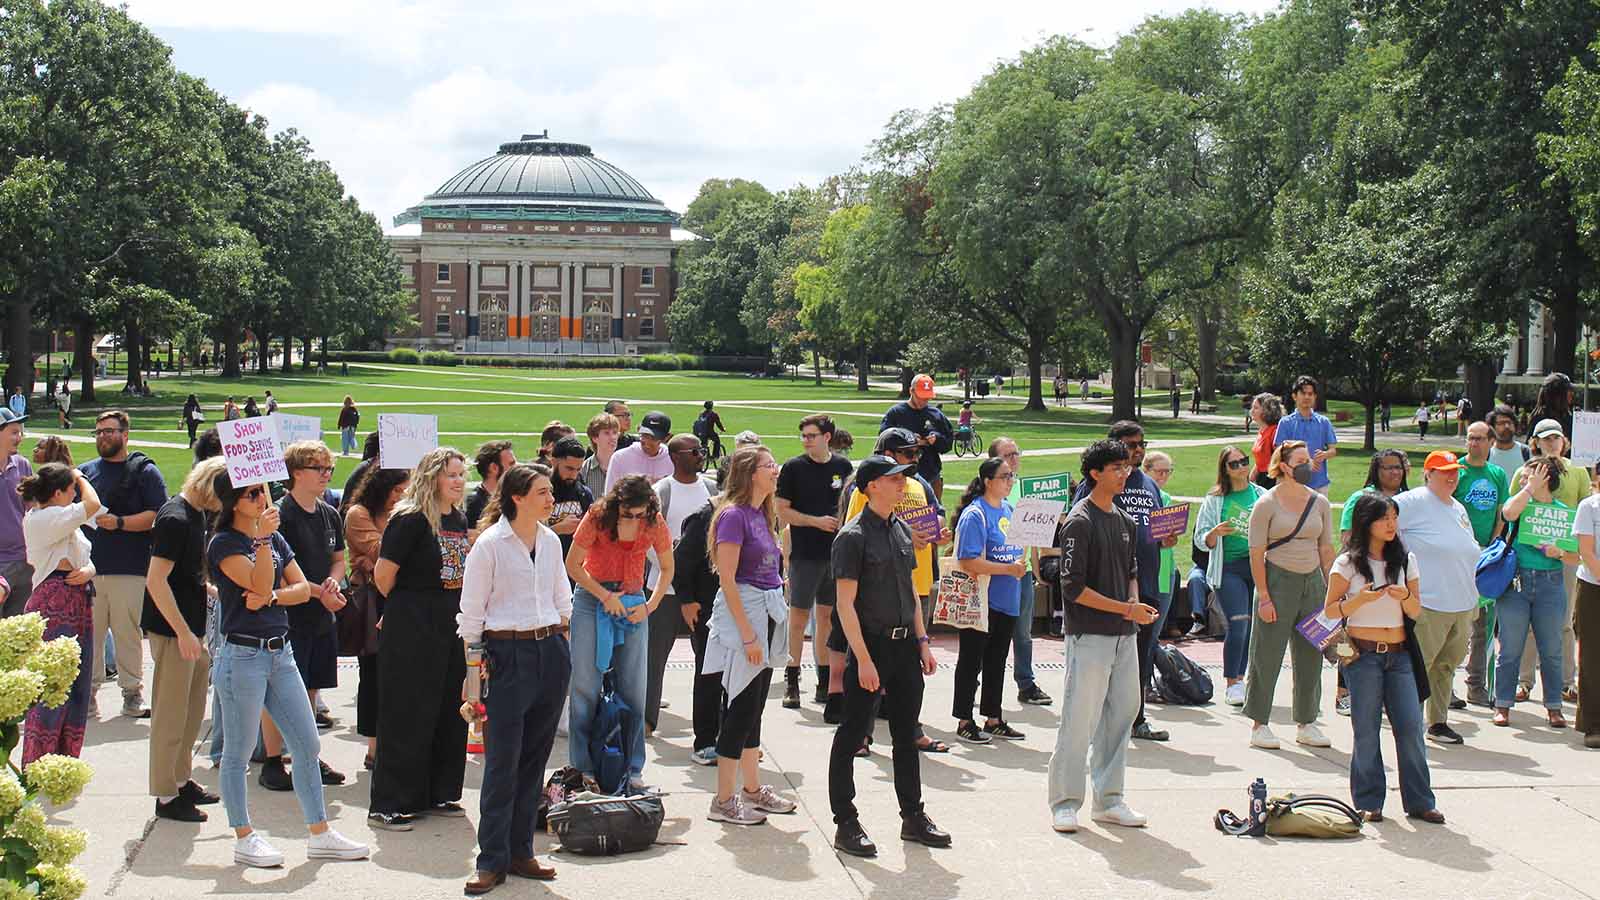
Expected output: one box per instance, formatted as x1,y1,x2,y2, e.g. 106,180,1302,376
639,411,672,439
875,427,920,453
855,455,914,490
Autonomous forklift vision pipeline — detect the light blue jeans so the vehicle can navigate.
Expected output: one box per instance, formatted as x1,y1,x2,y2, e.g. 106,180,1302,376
340,426,357,455
567,586,648,779
1217,557,1255,680
1495,567,1566,710
1012,572,1036,689
214,641,326,829
1046,632,1140,814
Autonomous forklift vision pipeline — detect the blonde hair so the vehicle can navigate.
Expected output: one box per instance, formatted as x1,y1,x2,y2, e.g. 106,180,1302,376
283,440,333,473
1142,450,1172,472
1268,439,1309,482
181,456,229,511
707,446,778,567
393,447,466,533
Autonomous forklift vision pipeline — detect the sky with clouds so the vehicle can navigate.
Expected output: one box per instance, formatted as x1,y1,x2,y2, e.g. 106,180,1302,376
123,0,1282,231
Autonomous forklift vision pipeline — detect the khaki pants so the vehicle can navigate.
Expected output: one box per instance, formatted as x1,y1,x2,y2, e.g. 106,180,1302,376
1413,607,1474,725
147,634,210,798
1521,565,1578,691
91,574,147,698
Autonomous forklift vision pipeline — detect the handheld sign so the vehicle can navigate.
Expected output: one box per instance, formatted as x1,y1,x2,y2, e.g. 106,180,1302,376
1296,609,1342,651
218,417,288,488
1148,504,1190,541
379,413,439,470
270,412,323,447
1573,411,1600,468
1005,497,1067,547
900,504,943,544
1516,501,1579,553
1019,473,1073,503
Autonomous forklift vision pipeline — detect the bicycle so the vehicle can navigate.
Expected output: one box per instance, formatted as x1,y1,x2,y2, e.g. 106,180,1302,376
952,425,983,458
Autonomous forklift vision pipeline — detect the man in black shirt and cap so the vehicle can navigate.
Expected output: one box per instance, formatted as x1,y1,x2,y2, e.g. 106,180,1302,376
829,455,949,858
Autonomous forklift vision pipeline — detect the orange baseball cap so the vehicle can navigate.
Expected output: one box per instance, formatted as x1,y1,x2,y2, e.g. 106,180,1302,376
911,374,935,400
1423,450,1464,473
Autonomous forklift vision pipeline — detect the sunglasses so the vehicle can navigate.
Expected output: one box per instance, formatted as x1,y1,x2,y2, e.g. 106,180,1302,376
675,447,708,457
243,487,266,500
1226,458,1251,470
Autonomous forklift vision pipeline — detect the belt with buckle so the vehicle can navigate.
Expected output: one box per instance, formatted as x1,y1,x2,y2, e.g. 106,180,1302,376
1351,637,1406,653
873,626,912,640
227,633,287,651
483,624,569,641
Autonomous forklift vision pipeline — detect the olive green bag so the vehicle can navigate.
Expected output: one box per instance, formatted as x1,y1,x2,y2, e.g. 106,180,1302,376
1264,793,1362,838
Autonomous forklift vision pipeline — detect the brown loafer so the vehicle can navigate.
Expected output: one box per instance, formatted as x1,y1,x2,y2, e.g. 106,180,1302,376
1407,809,1446,825
464,870,505,895
508,857,556,881
1360,810,1383,823
1549,709,1568,729
1493,708,1510,727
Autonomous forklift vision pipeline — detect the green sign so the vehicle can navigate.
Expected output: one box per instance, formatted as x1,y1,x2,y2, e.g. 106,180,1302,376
1020,473,1074,502
1516,501,1579,553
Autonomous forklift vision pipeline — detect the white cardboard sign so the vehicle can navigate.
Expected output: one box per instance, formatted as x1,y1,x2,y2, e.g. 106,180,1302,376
1572,411,1600,468
378,413,439,470
218,417,288,488
1004,497,1067,547
270,413,323,447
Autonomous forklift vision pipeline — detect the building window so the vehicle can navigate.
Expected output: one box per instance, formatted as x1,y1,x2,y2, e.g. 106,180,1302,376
640,267,655,288
639,316,655,338
435,313,451,335
436,263,450,283
584,267,611,290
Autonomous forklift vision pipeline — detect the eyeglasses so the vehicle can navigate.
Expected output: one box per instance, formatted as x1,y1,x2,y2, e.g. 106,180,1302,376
759,461,780,471
1149,467,1173,476
93,428,124,437
1122,439,1147,449
243,487,266,500
307,466,335,476
799,431,825,441
1226,458,1251,470
992,472,1016,481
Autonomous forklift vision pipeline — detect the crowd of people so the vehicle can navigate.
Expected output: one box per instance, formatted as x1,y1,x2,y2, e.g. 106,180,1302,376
1,367,1596,888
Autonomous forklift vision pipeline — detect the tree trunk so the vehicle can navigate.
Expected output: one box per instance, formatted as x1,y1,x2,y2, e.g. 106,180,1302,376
898,367,912,399
1464,360,1500,425
302,336,314,370
255,329,270,375
1107,320,1140,422
74,319,96,404
281,331,293,373
1192,308,1218,400
4,298,33,396
123,322,143,393
1023,333,1046,412
222,328,242,379
811,347,821,386
856,345,869,392
1552,284,1581,380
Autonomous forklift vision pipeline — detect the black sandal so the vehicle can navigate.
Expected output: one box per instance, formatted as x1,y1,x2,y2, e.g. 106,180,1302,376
917,738,951,753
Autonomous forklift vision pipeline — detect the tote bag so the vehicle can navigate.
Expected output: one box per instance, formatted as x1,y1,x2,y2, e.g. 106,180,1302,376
932,562,989,632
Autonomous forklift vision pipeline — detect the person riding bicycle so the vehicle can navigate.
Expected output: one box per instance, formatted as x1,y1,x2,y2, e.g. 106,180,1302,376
693,400,726,461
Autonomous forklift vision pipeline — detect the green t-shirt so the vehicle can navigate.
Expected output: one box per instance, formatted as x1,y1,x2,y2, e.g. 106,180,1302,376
1453,461,1509,547
1157,488,1175,591
1509,464,1590,571
1219,484,1263,562
1338,486,1380,535
1513,500,1570,572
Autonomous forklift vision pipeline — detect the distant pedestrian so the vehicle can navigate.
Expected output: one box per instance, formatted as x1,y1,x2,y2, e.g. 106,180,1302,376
243,397,261,418
1381,400,1392,433
1054,375,1067,407
1415,403,1431,440
223,397,239,421
55,385,70,429
182,394,204,447
1170,384,1181,419
337,396,360,456
7,387,25,419
265,390,278,416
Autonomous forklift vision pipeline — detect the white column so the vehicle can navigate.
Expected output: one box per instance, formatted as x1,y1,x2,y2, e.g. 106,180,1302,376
1525,303,1546,376
1502,326,1522,375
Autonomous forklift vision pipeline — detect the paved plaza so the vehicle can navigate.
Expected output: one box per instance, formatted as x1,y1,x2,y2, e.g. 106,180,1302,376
63,634,1599,899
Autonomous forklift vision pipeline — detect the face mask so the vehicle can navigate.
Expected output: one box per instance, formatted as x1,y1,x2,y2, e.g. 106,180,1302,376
1292,462,1315,486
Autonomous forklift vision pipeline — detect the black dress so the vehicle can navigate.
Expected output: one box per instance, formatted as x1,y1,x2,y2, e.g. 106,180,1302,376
370,508,470,815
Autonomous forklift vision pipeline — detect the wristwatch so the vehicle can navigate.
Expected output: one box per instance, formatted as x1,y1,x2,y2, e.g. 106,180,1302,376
115,514,124,530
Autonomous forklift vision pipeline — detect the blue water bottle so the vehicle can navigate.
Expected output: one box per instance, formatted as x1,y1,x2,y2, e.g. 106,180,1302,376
1248,778,1268,837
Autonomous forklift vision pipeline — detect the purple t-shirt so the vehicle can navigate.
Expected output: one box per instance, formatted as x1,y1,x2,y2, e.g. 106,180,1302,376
713,504,783,590
0,455,32,565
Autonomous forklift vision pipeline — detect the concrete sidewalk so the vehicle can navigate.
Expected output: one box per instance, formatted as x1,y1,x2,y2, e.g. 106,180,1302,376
64,636,1599,899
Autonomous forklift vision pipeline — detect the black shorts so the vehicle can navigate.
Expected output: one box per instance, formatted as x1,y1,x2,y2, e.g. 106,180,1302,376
289,626,339,691
787,558,836,611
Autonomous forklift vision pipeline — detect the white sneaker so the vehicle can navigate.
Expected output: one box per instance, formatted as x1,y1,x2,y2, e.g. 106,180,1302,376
1092,803,1149,829
234,832,284,868
707,794,766,825
307,827,369,861
1225,682,1246,707
1296,722,1332,748
689,746,718,766
1051,807,1079,833
1250,724,1281,750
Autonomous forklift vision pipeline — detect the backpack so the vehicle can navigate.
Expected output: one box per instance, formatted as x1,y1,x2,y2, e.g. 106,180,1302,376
546,793,665,855
1151,644,1213,705
1475,516,1520,599
587,671,639,796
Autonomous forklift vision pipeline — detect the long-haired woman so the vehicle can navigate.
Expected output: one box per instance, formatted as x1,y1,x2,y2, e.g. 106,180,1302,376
19,464,101,764
1498,455,1580,728
208,469,368,867
950,456,1029,744
701,446,796,825
368,448,470,831
1250,392,1284,490
337,395,360,457
565,474,674,794
1192,446,1265,705
344,466,410,770
1326,493,1441,824
1528,373,1574,445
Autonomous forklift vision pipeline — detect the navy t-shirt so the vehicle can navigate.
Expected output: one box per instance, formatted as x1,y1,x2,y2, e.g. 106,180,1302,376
208,529,294,640
80,454,169,575
1073,468,1162,602
277,495,345,637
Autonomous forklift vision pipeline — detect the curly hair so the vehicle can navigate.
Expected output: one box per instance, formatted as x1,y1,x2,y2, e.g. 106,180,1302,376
596,473,660,539
350,466,411,518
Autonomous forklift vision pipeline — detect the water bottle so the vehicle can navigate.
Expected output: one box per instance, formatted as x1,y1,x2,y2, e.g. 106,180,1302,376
1248,778,1268,837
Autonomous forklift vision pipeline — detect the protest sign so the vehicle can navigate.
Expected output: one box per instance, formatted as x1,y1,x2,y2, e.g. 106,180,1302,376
219,417,287,488
1019,473,1073,503
1516,501,1579,553
1573,411,1600,468
900,504,942,544
1005,497,1067,547
1148,504,1191,541
270,413,323,447
378,413,439,470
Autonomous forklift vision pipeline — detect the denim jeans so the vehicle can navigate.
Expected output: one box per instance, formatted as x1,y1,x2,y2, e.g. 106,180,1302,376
340,426,357,455
1217,557,1255,680
1012,572,1036,689
1046,632,1140,815
1343,649,1435,815
1495,567,1566,709
568,585,648,778
213,641,326,829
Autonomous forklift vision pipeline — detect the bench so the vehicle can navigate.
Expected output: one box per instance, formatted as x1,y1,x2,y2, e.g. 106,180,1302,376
1198,402,1218,414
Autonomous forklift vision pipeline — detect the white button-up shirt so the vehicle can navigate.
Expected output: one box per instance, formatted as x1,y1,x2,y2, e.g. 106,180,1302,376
456,517,572,643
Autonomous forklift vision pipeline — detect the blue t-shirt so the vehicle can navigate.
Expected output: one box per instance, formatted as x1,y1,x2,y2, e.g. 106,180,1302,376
956,498,1024,616
1073,468,1163,602
207,529,295,640
1272,410,1338,490
80,454,169,575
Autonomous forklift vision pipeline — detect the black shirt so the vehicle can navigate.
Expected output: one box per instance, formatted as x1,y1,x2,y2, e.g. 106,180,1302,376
777,453,853,561
831,505,918,636
379,508,470,594
277,494,345,637
142,496,208,638
1057,497,1139,637
80,454,169,575
878,401,953,484
208,530,294,640
550,476,595,558
464,485,491,530
340,459,373,512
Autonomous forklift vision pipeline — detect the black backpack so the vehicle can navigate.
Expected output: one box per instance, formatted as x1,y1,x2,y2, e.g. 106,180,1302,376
1151,644,1213,705
546,794,665,855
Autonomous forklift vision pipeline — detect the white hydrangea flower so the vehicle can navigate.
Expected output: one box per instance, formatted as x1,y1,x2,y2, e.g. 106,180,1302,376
33,863,86,900
24,756,92,806
0,614,44,672
0,768,24,818
24,638,80,710
35,825,86,867
0,669,44,722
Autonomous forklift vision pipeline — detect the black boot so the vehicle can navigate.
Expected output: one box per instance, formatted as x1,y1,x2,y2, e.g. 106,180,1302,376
814,666,830,704
834,819,877,857
782,666,801,709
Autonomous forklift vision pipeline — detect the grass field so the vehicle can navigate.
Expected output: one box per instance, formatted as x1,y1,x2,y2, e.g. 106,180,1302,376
27,362,1475,541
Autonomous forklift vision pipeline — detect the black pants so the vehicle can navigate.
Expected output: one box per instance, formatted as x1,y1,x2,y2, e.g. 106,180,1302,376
186,420,199,446
356,652,379,738
829,635,925,825
370,588,467,814
688,604,722,752
476,635,570,873
716,666,774,759
1419,421,1430,439
952,610,1016,722
645,593,684,729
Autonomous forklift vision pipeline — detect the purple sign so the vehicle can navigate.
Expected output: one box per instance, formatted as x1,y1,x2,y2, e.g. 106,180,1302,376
899,504,942,544
1148,504,1190,541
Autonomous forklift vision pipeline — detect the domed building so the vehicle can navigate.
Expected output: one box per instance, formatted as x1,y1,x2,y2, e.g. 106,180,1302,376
387,133,680,354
